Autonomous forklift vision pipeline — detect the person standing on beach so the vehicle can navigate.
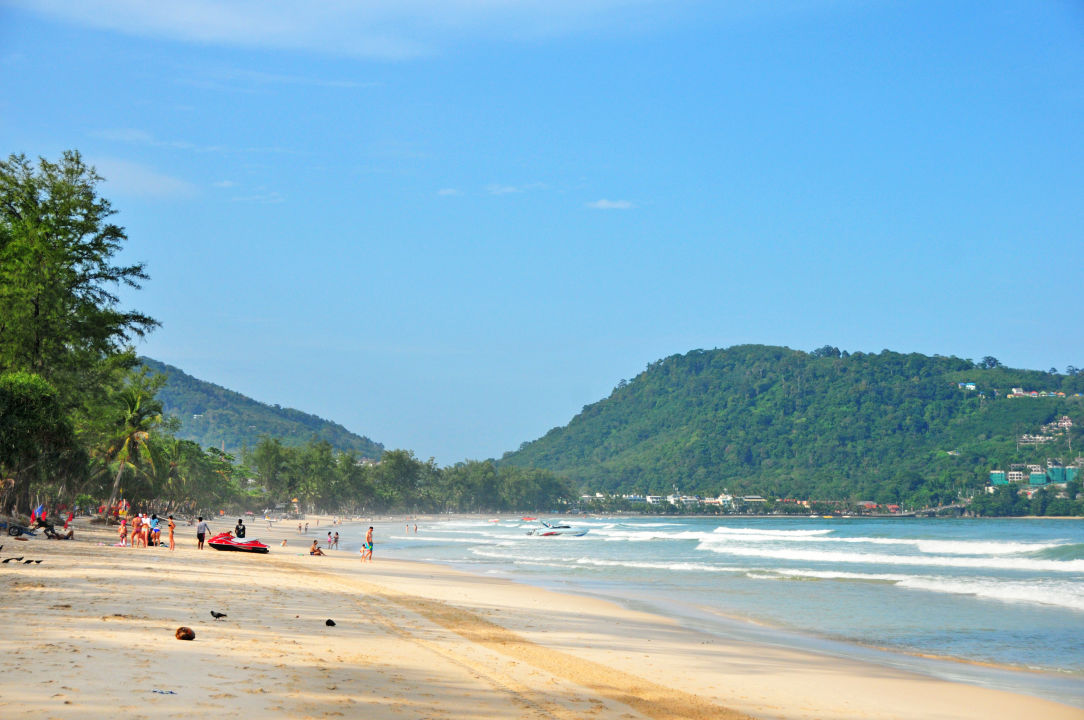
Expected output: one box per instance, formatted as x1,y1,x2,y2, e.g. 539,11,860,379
333,531,339,549
196,516,210,549
361,526,373,562
117,518,127,546
167,515,176,550
235,518,246,538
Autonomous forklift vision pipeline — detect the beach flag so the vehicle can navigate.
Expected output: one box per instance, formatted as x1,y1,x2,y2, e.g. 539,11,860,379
32,503,44,523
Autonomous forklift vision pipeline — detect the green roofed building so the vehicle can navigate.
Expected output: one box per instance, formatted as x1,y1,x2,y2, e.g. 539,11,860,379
1029,472,1049,486
989,471,1008,485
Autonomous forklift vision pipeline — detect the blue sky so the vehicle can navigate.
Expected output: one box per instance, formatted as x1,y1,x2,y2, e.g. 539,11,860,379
2,1,1082,463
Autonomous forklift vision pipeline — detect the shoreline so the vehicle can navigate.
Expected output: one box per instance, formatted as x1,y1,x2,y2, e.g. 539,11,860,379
2,517,1081,719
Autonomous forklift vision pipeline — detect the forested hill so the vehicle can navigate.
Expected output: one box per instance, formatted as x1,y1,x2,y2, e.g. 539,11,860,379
500,345,1084,504
140,357,384,459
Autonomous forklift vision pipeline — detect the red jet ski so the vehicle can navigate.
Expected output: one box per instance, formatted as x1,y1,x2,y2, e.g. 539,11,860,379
207,531,269,554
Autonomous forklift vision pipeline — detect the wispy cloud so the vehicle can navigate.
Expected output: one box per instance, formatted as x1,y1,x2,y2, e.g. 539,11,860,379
175,65,380,94
437,188,462,196
487,182,548,196
231,189,285,204
92,127,301,156
213,180,237,188
586,199,634,210
10,0,680,60
91,157,197,199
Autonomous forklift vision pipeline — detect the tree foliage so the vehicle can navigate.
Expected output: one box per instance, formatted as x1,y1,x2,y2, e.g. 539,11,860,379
501,345,1084,508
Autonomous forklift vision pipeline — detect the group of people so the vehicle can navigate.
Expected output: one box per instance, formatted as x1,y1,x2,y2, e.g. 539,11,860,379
117,513,176,550
307,526,373,560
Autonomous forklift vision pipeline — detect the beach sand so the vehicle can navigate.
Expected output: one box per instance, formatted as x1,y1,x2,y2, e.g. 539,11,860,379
1,517,1080,720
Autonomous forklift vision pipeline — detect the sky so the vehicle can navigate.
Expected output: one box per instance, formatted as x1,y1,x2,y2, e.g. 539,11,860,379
1,1,1082,464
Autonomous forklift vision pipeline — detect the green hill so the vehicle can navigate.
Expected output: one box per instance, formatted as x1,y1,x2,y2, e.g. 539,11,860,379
500,345,1083,505
139,357,384,459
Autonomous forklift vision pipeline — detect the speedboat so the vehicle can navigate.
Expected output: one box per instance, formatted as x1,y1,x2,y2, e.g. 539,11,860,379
207,531,269,553
526,520,588,537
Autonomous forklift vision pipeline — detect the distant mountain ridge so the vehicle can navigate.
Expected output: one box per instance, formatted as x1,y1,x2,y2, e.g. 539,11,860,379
140,357,384,459
500,345,1083,503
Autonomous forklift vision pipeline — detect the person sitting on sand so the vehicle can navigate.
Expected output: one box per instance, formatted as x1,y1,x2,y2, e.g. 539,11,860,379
46,527,74,540
309,540,325,556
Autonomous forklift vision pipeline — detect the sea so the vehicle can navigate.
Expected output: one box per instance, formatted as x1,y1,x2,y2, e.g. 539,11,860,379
342,515,1084,708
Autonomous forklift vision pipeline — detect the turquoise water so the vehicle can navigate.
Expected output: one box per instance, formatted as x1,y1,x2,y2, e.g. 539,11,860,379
353,516,1084,707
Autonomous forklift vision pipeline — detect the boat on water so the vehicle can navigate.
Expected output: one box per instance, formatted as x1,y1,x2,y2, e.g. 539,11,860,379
526,520,589,537
207,531,270,554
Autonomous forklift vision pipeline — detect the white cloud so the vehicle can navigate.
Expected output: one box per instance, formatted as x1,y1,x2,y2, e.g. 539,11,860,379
9,0,677,60
231,189,285,204
586,199,634,210
90,157,197,199
437,188,462,196
486,182,548,195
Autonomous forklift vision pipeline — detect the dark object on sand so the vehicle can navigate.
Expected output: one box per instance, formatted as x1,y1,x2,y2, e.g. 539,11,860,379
325,619,336,626
2,521,34,537
2,557,24,563
210,610,227,620
175,627,195,641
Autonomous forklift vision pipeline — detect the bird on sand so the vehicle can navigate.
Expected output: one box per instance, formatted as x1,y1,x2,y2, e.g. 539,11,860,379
325,619,336,626
210,611,227,620
23,559,34,564
2,557,23,563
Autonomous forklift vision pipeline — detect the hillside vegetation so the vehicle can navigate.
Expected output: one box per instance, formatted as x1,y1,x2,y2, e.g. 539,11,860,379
501,345,1084,506
140,357,383,459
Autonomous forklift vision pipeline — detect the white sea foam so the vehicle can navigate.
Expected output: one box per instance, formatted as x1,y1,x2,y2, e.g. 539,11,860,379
761,569,1084,611
698,544,1084,573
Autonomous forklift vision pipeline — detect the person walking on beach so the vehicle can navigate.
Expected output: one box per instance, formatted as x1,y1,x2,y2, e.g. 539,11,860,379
361,526,373,562
167,515,176,550
196,516,210,549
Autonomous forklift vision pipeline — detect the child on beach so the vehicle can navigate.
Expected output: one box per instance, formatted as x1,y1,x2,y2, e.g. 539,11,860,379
117,519,127,546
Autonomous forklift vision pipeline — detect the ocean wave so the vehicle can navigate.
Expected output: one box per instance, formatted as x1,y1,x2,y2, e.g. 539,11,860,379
698,544,1084,573
698,533,1067,556
760,569,1084,611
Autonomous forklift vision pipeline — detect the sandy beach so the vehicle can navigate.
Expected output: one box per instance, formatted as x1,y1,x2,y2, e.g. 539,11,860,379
1,517,1080,720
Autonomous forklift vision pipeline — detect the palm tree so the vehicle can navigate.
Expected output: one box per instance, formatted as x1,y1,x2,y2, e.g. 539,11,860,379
104,384,162,512
142,435,186,508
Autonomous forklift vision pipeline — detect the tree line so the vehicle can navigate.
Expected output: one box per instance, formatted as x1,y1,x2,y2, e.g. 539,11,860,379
0,151,573,518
